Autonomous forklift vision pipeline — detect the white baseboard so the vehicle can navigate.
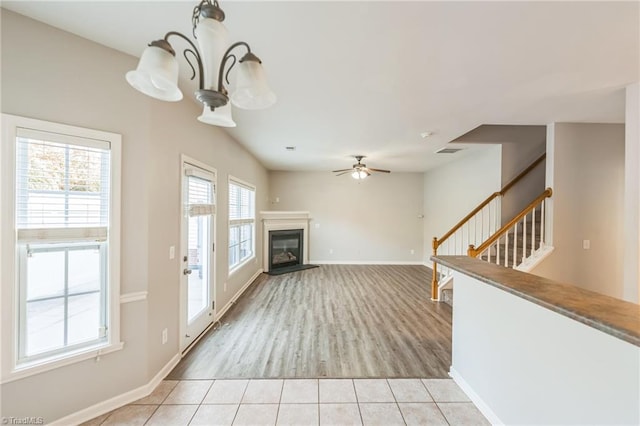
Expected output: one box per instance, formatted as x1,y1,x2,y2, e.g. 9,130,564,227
51,268,265,425
309,260,424,265
215,268,263,321
449,366,503,425
50,353,181,426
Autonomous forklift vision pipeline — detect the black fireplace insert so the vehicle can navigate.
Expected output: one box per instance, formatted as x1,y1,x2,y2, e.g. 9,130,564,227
269,229,303,271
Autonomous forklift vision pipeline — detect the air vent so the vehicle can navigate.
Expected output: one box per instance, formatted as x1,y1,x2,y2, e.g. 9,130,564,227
435,147,464,154
285,146,296,151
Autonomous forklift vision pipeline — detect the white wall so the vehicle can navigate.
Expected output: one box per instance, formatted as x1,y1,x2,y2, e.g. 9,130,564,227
423,146,502,260
624,83,640,303
451,270,639,425
533,123,625,299
269,171,424,263
0,10,268,422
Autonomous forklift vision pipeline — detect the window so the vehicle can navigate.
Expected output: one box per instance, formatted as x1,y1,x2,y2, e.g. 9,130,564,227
228,177,255,271
1,114,121,380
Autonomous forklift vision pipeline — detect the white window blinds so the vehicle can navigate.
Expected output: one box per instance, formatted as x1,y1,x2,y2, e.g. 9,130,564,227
229,180,255,223
185,167,215,217
15,128,111,242
228,178,255,269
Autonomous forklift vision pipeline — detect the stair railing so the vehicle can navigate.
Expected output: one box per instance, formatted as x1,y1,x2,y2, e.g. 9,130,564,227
468,188,552,269
431,153,546,301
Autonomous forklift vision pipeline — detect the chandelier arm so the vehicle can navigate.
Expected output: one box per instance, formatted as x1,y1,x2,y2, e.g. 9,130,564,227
217,41,251,95
224,55,236,86
164,31,204,90
183,49,199,82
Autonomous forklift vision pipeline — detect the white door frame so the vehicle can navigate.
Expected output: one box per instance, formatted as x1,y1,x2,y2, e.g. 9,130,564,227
179,155,217,353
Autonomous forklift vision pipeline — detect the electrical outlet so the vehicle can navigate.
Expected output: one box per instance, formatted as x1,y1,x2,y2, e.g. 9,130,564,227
169,246,175,260
315,223,320,229
329,249,333,254
583,240,590,250
162,328,168,344
410,249,415,255
224,282,227,292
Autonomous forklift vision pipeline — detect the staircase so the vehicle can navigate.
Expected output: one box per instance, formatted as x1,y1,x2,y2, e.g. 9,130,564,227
469,188,552,270
431,154,552,304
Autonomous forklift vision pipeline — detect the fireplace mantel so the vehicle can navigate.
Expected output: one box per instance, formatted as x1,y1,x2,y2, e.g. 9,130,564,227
261,211,311,272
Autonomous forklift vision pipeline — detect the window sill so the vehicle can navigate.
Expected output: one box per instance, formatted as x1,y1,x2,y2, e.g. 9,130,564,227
1,341,124,384
228,255,256,277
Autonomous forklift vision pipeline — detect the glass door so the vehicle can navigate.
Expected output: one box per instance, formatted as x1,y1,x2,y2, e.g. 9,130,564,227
180,159,216,352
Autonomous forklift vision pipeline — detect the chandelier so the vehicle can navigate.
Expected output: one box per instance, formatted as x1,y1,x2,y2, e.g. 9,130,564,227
126,0,276,127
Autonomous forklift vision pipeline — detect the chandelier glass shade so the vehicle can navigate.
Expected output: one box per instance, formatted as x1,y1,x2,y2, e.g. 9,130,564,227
126,45,183,102
126,0,276,126
232,58,278,110
198,102,236,127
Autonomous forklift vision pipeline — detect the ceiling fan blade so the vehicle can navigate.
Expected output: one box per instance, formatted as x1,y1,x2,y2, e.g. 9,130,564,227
335,171,352,176
368,168,391,173
332,168,352,173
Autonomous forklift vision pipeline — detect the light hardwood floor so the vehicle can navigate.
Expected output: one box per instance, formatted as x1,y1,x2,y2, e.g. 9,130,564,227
168,264,452,379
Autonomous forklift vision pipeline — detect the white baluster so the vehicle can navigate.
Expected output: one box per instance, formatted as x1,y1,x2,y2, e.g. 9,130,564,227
496,236,500,265
454,232,457,255
532,206,536,254
513,222,518,269
505,229,509,267
522,214,527,264
541,199,546,247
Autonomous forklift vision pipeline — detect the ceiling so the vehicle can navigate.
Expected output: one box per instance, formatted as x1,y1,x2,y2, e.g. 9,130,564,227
3,1,639,172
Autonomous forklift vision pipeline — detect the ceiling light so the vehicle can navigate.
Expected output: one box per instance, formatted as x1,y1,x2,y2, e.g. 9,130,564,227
351,169,369,180
420,131,434,138
126,0,276,127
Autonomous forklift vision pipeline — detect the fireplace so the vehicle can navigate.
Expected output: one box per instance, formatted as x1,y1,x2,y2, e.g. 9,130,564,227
261,211,311,272
269,229,303,271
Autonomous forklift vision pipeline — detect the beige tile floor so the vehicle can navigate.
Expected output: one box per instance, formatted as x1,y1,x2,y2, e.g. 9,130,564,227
83,378,490,425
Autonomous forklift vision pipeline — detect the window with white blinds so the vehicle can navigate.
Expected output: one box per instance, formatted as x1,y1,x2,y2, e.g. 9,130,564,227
185,168,215,217
1,114,122,379
16,129,110,243
229,178,255,271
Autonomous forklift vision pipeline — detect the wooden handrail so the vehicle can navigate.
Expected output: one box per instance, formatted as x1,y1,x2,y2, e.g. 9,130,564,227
434,153,546,249
468,188,552,257
499,153,546,195
431,152,547,302
434,191,500,248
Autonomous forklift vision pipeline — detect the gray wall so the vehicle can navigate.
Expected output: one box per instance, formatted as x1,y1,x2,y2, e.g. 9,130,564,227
533,123,625,298
500,140,546,224
269,171,424,263
1,10,268,422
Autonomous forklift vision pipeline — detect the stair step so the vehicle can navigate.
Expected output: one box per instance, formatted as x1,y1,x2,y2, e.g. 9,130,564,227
442,288,453,306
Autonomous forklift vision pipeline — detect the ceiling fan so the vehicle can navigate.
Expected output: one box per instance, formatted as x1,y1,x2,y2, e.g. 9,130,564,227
332,155,391,180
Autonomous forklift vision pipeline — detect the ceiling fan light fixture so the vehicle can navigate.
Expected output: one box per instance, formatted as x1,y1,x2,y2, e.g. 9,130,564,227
352,170,368,180
333,155,390,178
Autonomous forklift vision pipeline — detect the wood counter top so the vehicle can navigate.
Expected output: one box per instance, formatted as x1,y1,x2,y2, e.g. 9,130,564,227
432,256,640,347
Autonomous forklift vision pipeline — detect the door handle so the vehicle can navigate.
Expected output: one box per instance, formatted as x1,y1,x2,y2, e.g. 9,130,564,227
183,268,192,275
